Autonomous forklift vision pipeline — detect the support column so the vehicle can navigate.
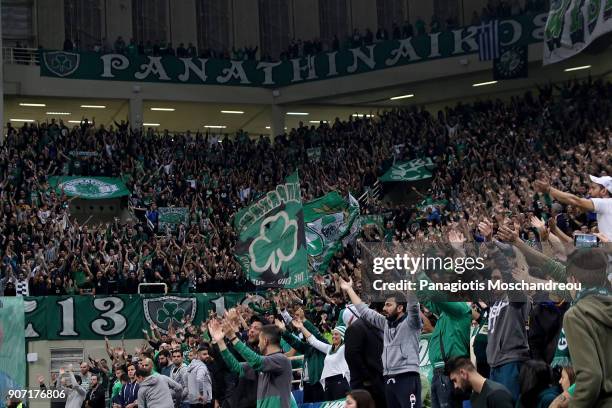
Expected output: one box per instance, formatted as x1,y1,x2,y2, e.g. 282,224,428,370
129,96,143,131
270,104,285,138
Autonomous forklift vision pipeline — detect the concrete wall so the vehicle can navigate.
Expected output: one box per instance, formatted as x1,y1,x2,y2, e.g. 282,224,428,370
291,0,320,41
27,339,144,408
35,0,64,49
169,0,198,48
349,0,377,32
231,0,260,49
104,0,133,43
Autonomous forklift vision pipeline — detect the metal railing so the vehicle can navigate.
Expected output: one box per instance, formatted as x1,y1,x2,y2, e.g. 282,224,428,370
358,179,382,207
2,46,40,65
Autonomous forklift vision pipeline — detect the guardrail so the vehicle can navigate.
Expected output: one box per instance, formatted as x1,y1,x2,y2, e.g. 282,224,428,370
3,46,40,65
358,179,382,207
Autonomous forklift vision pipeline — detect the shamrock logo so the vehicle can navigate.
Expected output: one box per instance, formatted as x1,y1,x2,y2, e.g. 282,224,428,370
249,211,298,274
156,302,185,325
306,226,324,256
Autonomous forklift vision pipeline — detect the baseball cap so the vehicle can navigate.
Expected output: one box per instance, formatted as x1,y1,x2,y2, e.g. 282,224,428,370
589,175,612,194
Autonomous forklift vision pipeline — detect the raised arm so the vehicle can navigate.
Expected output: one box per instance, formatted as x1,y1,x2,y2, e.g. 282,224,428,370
338,277,386,330
534,180,594,212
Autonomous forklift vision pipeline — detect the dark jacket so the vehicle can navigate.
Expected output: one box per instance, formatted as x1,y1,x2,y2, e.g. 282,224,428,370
212,341,257,408
563,293,612,408
118,381,139,407
83,383,105,408
344,318,386,407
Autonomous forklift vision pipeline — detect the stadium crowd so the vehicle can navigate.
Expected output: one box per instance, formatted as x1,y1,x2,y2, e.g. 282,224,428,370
2,75,612,408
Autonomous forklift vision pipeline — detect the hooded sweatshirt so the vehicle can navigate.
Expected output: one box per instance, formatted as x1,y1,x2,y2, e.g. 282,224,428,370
563,292,612,408
486,296,531,368
185,358,212,404
354,302,422,376
137,374,182,408
64,372,86,408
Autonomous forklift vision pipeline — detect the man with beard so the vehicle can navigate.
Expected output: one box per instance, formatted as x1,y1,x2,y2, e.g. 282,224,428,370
211,317,263,407
157,349,172,377
209,319,296,408
185,345,212,407
117,363,139,408
170,350,188,408
446,357,513,408
339,277,422,408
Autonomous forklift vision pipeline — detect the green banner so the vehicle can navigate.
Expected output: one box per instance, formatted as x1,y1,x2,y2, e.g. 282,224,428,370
419,333,434,382
48,176,130,199
306,147,322,163
233,172,309,288
494,45,528,80
304,192,360,274
544,0,612,64
0,298,26,402
23,294,251,341
158,207,189,232
379,157,435,182
39,13,545,87
362,212,392,230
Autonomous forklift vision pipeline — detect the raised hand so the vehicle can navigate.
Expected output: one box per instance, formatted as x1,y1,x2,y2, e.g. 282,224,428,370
534,180,551,193
291,318,304,330
207,319,225,343
497,224,519,243
274,318,286,332
338,276,353,291
478,219,494,240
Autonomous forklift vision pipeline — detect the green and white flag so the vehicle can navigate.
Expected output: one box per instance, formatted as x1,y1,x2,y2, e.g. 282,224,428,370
544,0,612,65
158,207,189,232
304,192,360,274
49,176,130,199
0,298,26,401
379,157,435,182
233,172,309,288
307,147,322,163
417,197,449,211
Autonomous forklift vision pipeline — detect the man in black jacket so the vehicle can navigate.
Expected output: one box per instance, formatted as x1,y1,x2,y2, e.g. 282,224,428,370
343,305,387,407
84,374,106,408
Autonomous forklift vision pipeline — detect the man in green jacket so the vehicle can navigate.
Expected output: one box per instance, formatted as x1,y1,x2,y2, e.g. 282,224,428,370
424,301,472,408
562,248,612,408
275,318,326,403
209,319,297,408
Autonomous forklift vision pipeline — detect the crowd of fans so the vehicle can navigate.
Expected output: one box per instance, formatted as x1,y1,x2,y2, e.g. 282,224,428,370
56,0,550,62
2,74,612,408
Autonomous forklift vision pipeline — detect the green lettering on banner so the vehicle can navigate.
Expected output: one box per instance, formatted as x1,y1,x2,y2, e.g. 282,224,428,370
23,294,248,340
40,13,545,87
233,172,309,288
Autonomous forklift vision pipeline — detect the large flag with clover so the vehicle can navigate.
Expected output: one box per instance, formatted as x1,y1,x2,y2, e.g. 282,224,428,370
49,176,130,199
304,192,360,274
233,172,309,288
379,157,435,182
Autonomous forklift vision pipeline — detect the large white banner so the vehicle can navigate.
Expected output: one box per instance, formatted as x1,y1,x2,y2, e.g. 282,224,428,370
543,0,612,65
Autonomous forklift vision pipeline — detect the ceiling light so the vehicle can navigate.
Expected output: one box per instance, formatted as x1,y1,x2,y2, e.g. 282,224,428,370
150,108,175,111
19,103,46,107
286,112,309,116
10,118,35,122
472,81,498,87
265,126,271,129
143,123,160,126
309,120,328,123
221,110,244,114
352,114,375,118
564,65,591,72
80,105,106,109
68,120,81,123
390,94,414,100
204,125,227,129
46,112,71,115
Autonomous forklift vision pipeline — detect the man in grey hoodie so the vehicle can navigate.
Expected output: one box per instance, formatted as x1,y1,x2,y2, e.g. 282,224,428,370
136,366,183,408
185,345,213,407
170,349,189,408
340,277,423,408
